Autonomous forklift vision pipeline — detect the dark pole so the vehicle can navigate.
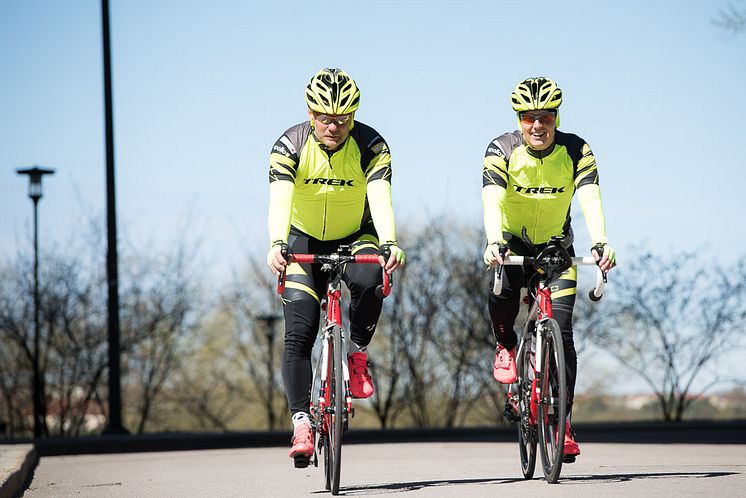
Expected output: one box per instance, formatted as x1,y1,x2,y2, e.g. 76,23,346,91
259,315,279,429
17,166,54,439
31,196,43,438
101,0,126,434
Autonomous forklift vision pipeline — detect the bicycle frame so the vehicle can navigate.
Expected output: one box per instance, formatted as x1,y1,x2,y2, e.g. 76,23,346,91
524,280,552,426
313,265,352,442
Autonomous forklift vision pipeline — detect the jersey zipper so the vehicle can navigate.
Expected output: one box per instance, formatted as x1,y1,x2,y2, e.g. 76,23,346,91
531,155,544,240
321,149,331,239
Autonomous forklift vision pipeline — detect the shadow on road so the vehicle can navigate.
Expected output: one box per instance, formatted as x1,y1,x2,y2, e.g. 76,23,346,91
313,477,522,495
326,471,739,495
561,470,739,484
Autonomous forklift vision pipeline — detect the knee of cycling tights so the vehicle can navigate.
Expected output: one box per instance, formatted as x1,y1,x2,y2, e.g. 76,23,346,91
282,299,320,358
345,265,383,298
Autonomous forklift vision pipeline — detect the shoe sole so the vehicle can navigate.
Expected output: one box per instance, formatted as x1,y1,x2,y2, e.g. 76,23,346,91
494,376,517,384
293,454,311,468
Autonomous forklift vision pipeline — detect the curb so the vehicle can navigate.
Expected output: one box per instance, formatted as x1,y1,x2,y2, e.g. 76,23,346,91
0,444,37,498
29,419,746,457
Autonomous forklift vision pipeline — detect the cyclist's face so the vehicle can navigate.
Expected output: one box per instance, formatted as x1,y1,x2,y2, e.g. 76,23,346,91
519,111,556,151
309,110,352,151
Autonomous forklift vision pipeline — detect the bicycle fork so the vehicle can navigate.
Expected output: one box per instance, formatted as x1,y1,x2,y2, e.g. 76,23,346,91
326,288,353,418
530,325,545,424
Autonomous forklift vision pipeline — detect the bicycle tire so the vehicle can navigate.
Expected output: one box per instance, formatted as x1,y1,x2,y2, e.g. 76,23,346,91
537,318,566,484
327,325,344,495
321,341,332,491
516,331,537,479
323,431,331,491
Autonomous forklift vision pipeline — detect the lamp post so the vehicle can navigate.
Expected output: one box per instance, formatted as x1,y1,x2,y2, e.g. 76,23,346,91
257,314,280,429
16,166,55,439
100,0,126,434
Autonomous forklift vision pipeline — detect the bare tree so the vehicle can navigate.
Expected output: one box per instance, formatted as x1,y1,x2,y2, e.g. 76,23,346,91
222,256,287,430
591,248,746,421
376,232,443,428
369,222,504,428
0,247,109,437
0,216,206,437
713,1,746,34
427,225,496,427
119,241,203,434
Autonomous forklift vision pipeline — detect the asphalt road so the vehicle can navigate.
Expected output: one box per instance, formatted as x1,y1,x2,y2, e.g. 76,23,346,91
22,442,746,497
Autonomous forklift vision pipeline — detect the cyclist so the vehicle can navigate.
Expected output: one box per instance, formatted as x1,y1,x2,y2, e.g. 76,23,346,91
482,77,616,461
267,68,405,466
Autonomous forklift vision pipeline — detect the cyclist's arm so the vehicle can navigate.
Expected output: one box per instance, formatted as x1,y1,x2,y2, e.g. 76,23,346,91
365,140,396,245
482,184,506,244
573,142,607,245
364,139,405,271
576,184,606,244
268,180,294,245
268,136,299,247
482,149,509,245
367,180,396,244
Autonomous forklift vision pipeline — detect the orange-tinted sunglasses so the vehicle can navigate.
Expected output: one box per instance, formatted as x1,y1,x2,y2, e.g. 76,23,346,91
519,111,556,126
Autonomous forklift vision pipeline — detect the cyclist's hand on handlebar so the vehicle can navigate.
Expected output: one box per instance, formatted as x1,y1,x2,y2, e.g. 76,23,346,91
483,241,509,267
266,242,289,275
591,242,616,273
378,243,405,274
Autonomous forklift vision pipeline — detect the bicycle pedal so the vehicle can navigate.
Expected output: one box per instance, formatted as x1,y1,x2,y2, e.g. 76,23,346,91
293,454,311,468
562,454,576,464
502,400,520,423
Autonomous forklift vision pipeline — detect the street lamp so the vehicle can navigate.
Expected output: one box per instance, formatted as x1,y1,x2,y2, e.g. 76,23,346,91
16,166,55,439
257,314,281,429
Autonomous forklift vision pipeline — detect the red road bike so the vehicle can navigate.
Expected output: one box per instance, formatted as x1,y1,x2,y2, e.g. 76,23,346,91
495,235,606,483
277,245,391,495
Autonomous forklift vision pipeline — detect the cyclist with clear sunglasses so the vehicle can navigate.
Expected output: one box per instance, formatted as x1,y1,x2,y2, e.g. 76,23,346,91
481,77,616,462
266,67,405,466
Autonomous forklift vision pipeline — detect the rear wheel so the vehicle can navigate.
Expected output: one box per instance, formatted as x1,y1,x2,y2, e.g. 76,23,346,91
537,318,566,484
516,331,537,480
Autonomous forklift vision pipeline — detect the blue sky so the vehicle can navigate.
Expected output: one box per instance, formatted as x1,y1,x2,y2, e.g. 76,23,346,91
1,0,745,284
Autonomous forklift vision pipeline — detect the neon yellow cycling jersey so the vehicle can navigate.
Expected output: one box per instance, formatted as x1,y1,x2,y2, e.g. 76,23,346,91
482,129,606,245
268,120,394,242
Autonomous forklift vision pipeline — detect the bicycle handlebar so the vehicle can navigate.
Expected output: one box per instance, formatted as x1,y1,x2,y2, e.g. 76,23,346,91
276,253,392,298
492,255,606,301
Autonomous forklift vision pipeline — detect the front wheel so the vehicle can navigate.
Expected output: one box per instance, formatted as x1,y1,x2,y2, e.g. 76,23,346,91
537,318,567,484
324,325,344,495
516,332,537,480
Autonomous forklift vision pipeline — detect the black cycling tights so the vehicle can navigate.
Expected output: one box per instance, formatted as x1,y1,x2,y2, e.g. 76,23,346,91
489,264,579,414
281,227,383,415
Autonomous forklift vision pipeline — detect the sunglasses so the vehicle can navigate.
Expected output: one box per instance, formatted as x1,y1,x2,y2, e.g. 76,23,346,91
314,113,352,126
519,111,556,126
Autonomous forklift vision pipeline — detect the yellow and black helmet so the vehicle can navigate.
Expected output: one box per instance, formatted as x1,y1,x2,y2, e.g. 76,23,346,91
510,77,562,112
305,68,360,115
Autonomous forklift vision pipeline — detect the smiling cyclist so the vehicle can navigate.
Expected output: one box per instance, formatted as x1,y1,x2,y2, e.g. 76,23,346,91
481,77,616,462
266,67,405,466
